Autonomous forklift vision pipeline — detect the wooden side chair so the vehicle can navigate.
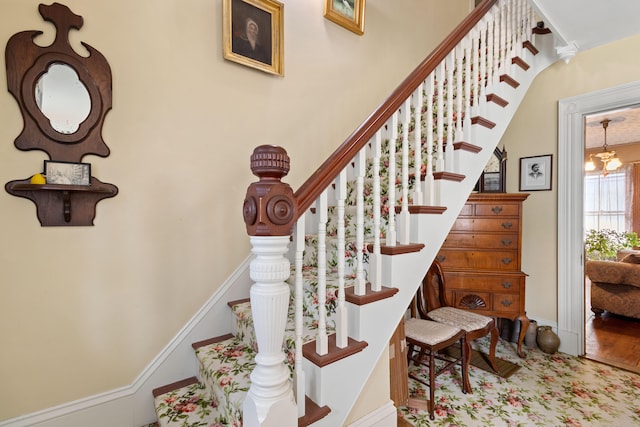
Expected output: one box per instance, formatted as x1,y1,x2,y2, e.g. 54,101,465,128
415,260,500,392
405,317,469,420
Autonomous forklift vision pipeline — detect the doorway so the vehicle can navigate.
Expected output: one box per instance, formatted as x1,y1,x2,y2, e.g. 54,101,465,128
582,107,640,372
557,80,640,357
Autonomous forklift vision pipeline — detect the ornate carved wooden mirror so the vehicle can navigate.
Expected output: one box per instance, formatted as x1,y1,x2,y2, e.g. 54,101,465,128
5,2,118,226
478,146,507,193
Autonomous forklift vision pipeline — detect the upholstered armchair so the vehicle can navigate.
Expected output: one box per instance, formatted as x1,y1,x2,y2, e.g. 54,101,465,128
585,253,640,319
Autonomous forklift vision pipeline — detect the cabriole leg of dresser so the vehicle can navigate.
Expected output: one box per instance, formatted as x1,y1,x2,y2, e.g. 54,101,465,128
516,315,530,358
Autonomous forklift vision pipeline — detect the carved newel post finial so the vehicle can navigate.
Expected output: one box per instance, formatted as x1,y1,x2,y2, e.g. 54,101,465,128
243,145,297,236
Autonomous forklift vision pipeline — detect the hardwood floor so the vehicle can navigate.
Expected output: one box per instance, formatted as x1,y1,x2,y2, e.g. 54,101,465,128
584,311,640,374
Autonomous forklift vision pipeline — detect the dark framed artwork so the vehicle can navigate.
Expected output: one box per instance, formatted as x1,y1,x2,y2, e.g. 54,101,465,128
44,160,91,185
519,154,552,191
324,0,365,35
223,0,284,76
479,146,507,193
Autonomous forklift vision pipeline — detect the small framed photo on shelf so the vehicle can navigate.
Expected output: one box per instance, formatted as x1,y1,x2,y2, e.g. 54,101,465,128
44,160,91,185
519,154,552,191
324,0,365,35
223,0,284,76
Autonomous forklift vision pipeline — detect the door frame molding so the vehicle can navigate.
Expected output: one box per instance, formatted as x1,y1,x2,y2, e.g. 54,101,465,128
557,80,640,356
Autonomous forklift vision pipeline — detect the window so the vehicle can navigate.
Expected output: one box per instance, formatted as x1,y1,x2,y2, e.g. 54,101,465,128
584,167,631,232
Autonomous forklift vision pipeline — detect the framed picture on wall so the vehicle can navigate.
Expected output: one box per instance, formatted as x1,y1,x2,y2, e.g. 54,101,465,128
519,154,553,191
44,160,91,185
324,0,366,35
223,0,284,76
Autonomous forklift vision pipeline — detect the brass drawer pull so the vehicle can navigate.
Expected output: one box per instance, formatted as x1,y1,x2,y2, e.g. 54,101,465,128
501,258,513,265
501,300,513,307
491,206,503,214
502,282,512,289
501,239,512,246
501,221,513,229
436,255,446,262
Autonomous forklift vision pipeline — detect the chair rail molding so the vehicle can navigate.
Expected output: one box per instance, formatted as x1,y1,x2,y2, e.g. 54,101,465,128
557,79,640,356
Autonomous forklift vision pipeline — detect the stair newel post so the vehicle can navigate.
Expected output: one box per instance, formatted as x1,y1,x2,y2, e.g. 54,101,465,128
412,83,424,206
370,130,383,292
335,169,349,348
355,149,367,295
424,72,435,205
293,214,306,417
399,98,411,245
386,112,398,246
242,145,297,426
316,189,329,355
463,34,473,139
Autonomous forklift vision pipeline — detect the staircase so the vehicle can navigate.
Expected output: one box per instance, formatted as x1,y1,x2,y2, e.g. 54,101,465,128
149,1,560,425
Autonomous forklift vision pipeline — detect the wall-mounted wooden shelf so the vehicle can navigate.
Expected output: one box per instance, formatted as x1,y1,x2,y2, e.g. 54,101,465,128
6,176,118,226
4,3,118,227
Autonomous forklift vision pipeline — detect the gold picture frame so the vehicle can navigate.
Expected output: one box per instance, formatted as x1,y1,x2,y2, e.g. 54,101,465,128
324,0,365,35
223,0,284,76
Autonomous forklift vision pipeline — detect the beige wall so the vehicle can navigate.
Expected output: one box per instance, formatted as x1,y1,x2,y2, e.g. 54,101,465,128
501,33,640,323
0,0,470,421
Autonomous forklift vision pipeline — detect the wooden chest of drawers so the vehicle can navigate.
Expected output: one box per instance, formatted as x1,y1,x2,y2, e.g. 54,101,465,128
436,193,530,357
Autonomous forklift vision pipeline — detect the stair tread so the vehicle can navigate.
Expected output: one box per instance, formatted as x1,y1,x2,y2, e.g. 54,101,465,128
153,379,218,427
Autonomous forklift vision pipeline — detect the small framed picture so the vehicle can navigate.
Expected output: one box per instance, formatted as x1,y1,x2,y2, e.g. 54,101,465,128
519,154,552,191
324,0,366,35
44,160,91,185
223,0,284,76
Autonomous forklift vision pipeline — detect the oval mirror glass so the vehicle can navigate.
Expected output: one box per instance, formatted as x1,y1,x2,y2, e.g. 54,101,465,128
35,63,91,135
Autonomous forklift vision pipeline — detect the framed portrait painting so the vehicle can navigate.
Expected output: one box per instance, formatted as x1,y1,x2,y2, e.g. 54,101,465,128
324,0,365,35
519,154,552,191
223,0,284,76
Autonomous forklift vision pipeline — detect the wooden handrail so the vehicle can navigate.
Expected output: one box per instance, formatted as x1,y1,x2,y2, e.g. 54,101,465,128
294,0,498,216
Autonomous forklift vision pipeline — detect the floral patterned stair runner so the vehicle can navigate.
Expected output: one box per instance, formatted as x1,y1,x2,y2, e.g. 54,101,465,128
153,334,256,427
153,378,218,427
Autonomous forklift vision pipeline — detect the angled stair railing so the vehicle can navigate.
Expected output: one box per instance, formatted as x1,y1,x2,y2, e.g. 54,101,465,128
151,1,558,426
239,1,546,425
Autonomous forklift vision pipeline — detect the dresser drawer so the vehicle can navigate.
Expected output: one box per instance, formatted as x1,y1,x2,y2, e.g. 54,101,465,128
436,250,520,270
492,293,522,314
443,233,519,249
452,218,520,233
473,203,521,217
444,271,526,292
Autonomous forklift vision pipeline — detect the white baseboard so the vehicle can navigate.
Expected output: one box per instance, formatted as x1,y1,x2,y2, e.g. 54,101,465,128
0,256,253,427
346,400,397,427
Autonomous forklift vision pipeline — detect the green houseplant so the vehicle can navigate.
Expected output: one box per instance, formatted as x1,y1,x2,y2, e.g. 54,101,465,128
584,228,640,260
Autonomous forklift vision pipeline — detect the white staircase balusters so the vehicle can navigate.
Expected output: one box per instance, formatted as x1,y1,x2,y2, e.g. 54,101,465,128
293,215,306,417
412,83,424,206
424,72,435,205
386,112,398,246
335,169,348,348
455,44,464,145
445,50,455,172
315,190,329,356
399,98,411,245
370,130,382,292
436,63,445,172
354,148,367,295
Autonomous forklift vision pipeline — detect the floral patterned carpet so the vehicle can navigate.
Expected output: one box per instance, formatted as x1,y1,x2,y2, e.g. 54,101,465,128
398,337,640,427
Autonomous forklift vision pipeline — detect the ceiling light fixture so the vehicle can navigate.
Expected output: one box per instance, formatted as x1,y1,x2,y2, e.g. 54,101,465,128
585,118,622,176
